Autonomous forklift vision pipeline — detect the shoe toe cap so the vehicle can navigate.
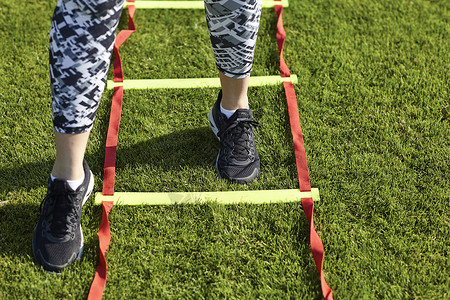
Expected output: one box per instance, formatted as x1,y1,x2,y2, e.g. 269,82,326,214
219,161,260,184
33,235,82,272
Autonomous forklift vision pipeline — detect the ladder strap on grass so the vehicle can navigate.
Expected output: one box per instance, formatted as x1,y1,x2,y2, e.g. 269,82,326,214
275,4,333,299
106,75,298,89
124,0,289,9
94,189,320,205
88,2,136,299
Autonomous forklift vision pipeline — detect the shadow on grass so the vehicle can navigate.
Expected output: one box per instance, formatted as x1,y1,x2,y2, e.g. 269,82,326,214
0,126,218,256
0,202,39,258
0,201,102,275
0,125,215,255
0,126,218,195
115,126,217,171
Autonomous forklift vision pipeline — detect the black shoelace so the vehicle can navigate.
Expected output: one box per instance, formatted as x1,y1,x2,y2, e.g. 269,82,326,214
219,118,259,161
40,188,78,239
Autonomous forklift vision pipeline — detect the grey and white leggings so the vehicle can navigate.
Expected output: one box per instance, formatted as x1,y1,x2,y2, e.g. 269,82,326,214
50,0,262,134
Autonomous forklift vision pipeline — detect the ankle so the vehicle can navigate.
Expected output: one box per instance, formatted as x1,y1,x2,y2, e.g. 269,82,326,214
51,173,85,190
220,94,249,111
51,162,84,181
218,72,250,110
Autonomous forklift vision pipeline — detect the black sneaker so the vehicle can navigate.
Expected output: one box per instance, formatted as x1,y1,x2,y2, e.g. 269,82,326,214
208,90,260,184
32,160,94,272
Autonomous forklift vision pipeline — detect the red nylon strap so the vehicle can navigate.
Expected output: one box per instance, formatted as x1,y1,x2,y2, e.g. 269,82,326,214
284,82,333,299
88,3,136,299
102,86,123,196
103,3,136,195
87,201,113,300
275,4,290,78
275,5,333,300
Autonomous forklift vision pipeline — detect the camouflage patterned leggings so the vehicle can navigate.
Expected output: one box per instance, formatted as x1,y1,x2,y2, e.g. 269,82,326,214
50,0,262,134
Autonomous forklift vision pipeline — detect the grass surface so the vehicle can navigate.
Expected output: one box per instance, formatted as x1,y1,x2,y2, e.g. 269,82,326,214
0,0,449,299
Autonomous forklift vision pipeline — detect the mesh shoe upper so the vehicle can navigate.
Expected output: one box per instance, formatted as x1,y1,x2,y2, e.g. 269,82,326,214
209,91,260,183
32,160,93,272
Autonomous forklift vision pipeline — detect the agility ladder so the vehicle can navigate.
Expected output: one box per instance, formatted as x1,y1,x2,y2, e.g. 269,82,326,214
88,1,333,299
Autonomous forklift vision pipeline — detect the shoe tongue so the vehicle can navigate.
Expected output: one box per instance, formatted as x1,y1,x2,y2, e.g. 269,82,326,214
226,110,253,162
49,180,73,239
233,108,252,121
52,179,75,192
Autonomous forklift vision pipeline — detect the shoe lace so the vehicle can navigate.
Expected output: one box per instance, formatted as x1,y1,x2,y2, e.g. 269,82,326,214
40,187,78,239
218,115,259,161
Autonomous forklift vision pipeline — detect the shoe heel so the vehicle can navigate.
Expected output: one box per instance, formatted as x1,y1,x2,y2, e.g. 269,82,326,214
82,171,95,206
208,109,220,140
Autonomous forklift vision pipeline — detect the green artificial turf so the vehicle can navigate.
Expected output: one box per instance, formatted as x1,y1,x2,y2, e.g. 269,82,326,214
0,0,448,299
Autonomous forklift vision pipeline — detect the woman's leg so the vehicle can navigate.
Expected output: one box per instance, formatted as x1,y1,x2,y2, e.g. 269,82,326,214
205,0,262,183
33,0,124,272
205,0,261,109
50,0,124,180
